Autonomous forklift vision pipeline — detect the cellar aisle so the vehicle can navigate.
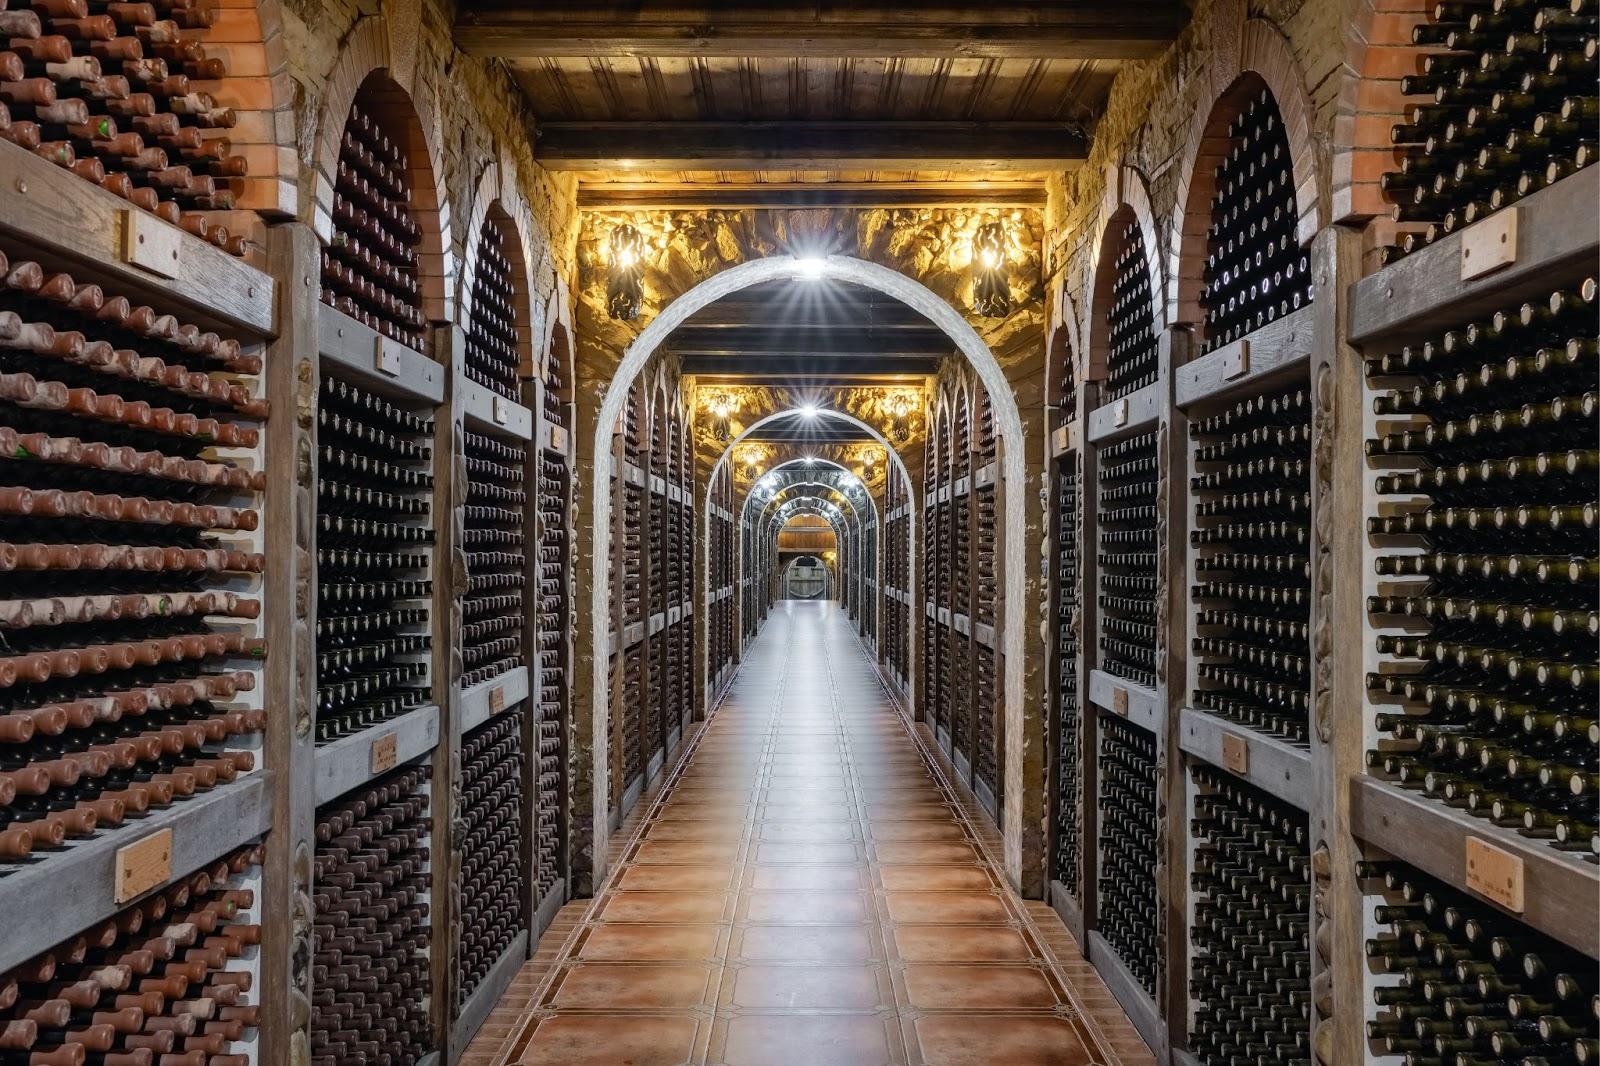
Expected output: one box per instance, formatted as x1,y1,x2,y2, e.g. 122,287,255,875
465,601,1153,1066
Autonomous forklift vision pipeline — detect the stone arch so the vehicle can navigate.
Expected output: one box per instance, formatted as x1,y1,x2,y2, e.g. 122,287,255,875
592,254,1031,885
311,16,455,327
456,172,538,383
1167,4,1326,328
540,278,577,404
1080,164,1166,383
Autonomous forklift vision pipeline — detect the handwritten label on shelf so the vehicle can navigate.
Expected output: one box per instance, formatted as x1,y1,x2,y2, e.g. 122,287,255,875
492,395,510,425
1465,837,1524,912
1221,733,1249,774
1112,686,1129,716
489,685,506,715
1460,207,1518,282
374,336,402,377
370,733,398,775
1113,398,1129,427
115,829,173,904
547,424,568,455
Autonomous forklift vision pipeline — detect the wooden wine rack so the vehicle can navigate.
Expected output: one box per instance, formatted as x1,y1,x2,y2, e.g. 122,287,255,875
921,366,1007,819
1046,72,1600,1064
607,361,696,828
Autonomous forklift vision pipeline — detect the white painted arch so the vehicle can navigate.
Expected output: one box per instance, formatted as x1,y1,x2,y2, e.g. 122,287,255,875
590,254,1030,887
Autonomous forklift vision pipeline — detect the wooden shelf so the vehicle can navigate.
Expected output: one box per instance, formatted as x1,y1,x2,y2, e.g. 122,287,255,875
1086,929,1165,1056
1173,302,1314,408
1349,777,1599,955
1088,668,1161,734
317,303,446,406
1348,166,1599,345
1086,380,1162,444
460,665,531,735
0,774,270,974
450,929,529,1053
1178,708,1311,811
0,140,275,338
460,377,535,441
314,704,441,806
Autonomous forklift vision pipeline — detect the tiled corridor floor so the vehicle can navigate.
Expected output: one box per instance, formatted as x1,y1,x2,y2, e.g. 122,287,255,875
475,602,1153,1065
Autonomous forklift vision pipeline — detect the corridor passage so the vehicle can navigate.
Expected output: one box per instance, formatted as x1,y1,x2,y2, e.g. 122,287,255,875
475,603,1153,1066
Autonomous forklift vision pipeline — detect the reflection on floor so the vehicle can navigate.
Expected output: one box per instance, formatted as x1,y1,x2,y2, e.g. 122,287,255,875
465,602,1154,1065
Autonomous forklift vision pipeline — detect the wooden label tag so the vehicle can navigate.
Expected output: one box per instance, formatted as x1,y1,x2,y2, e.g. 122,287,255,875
374,336,402,377
1221,733,1249,774
370,732,398,775
492,395,510,425
115,829,173,903
1112,686,1129,716
1113,398,1129,427
489,685,506,715
1465,837,1524,912
1221,339,1251,380
1460,207,1518,281
121,211,182,279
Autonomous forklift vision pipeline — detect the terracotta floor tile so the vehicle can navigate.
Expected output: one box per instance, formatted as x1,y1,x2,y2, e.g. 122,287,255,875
901,964,1059,1009
616,864,738,892
577,924,723,961
727,964,888,1009
751,864,865,891
644,821,747,842
736,924,881,962
870,821,971,842
883,891,1012,924
631,840,742,865
753,842,862,865
872,841,983,864
715,1013,898,1066
892,925,1037,962
514,1013,702,1066
549,963,717,1009
757,821,858,842
878,865,993,891
744,890,871,923
598,891,732,924
911,1015,1097,1066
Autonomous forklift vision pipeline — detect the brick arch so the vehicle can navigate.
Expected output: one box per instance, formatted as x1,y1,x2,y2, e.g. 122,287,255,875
540,278,576,403
1081,164,1166,384
456,166,539,385
1167,10,1326,329
312,16,455,331
1330,0,1427,268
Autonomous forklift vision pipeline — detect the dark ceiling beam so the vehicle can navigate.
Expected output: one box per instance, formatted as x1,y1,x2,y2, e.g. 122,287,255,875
533,121,1085,171
455,3,1186,60
682,355,941,376
577,183,1047,210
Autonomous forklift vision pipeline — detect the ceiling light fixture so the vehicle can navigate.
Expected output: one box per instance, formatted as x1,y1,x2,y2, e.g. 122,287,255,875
794,256,826,278
798,404,819,419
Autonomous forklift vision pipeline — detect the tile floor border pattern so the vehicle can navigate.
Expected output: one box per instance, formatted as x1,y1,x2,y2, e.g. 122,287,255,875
479,605,1154,1066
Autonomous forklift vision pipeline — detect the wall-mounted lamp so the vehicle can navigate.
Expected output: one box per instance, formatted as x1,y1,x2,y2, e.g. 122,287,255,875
972,221,1010,318
882,388,920,444
855,444,883,483
703,390,740,441
737,443,768,480
607,224,644,320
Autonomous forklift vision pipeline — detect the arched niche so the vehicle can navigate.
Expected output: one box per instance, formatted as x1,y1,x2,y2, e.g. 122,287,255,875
459,197,536,401
313,18,453,349
1081,165,1165,394
1167,10,1325,336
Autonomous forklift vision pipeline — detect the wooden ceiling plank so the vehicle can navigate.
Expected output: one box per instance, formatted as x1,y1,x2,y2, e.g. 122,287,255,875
455,4,1187,60
536,119,1085,170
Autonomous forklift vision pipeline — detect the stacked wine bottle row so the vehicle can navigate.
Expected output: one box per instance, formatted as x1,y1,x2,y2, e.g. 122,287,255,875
1097,431,1159,689
931,492,952,740
1105,218,1159,398
1382,0,1599,260
1187,765,1311,1066
314,373,433,745
920,447,941,730
973,480,999,805
321,97,425,351
1360,858,1598,1062
1189,386,1312,745
1053,461,1081,893
0,245,265,872
0,0,252,255
535,449,567,899
1199,87,1309,352
464,219,520,400
1366,279,1598,860
311,763,432,1066
0,841,262,1066
462,430,525,690
457,712,525,1006
1097,714,1160,997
